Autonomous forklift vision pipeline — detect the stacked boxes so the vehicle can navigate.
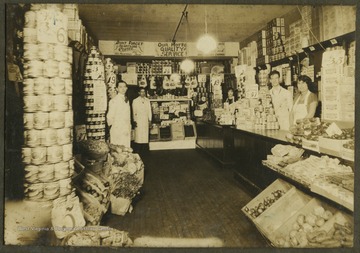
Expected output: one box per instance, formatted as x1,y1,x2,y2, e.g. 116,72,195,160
22,4,75,202
321,6,356,41
84,47,107,140
266,18,286,62
256,30,269,65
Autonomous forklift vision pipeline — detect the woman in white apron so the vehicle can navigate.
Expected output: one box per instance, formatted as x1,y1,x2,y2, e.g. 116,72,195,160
290,75,318,125
132,87,152,153
106,81,131,147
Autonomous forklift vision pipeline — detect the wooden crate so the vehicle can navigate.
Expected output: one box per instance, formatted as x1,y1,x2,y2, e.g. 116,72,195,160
268,197,343,247
242,178,293,220
253,188,312,239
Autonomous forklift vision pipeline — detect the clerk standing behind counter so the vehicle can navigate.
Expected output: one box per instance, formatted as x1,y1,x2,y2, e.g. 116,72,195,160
107,81,131,147
269,70,293,130
290,75,318,125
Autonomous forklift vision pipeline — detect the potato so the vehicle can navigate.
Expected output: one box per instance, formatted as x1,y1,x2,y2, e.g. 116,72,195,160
302,223,314,233
313,206,325,217
316,217,325,227
276,237,285,246
297,214,305,225
322,210,333,220
305,214,317,227
290,237,299,247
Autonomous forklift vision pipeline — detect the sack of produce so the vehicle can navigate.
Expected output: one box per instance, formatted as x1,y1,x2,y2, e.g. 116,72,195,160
62,226,133,247
79,139,109,160
51,193,86,239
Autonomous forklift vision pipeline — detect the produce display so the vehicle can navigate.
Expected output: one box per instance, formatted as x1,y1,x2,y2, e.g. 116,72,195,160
273,205,353,248
63,226,132,247
84,46,107,140
22,4,74,201
107,144,144,215
75,171,111,225
243,189,285,218
288,118,326,142
267,144,304,165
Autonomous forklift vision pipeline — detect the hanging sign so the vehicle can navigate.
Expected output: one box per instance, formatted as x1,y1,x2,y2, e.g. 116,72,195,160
114,41,144,56
155,42,187,57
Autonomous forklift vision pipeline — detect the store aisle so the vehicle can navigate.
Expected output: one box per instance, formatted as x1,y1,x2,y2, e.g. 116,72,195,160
102,149,268,247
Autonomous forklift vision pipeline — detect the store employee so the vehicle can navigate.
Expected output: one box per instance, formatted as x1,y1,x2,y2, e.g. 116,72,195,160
290,75,318,125
269,70,293,130
132,87,152,153
224,88,237,114
107,81,131,147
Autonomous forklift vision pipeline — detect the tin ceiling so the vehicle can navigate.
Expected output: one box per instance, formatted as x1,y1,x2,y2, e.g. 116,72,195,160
77,4,296,43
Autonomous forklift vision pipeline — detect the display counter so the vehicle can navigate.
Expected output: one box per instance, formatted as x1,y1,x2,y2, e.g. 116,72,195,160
196,120,354,212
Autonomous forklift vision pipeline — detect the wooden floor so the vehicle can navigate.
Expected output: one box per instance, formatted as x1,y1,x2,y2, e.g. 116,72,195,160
102,149,268,247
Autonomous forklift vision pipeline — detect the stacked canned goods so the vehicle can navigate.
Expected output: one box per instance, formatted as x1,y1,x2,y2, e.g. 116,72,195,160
84,47,107,140
104,58,117,100
22,4,75,201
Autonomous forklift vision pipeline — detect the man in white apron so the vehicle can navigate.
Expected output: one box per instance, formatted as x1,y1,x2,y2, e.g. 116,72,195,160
269,70,293,130
106,81,131,147
132,87,152,153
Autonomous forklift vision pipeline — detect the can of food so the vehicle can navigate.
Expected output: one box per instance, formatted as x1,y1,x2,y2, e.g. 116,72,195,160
49,111,65,129
68,159,75,176
24,183,44,200
37,164,54,182
43,60,59,77
56,128,71,145
64,79,72,95
33,112,49,129
54,45,68,62
47,145,63,164
23,79,35,95
31,146,47,165
67,48,73,63
23,95,39,112
53,95,68,111
23,43,38,59
33,77,50,95
49,77,65,94
25,60,44,77
40,128,57,146
24,164,39,183
23,28,37,43
68,96,72,109
43,181,60,200
23,113,34,129
38,43,54,60
59,178,72,196
62,143,73,161
54,162,69,180
58,62,71,79
24,11,36,28
64,111,73,127
22,147,33,164
38,94,53,111
24,129,41,147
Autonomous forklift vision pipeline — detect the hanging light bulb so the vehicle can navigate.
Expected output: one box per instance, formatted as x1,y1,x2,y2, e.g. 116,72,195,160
197,7,217,54
180,59,195,73
196,34,217,54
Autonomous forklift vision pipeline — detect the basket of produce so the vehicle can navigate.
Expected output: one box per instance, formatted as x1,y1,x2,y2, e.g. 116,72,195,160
62,226,133,247
79,139,110,160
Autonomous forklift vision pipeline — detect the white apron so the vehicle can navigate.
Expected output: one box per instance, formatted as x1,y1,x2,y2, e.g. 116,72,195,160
106,94,131,147
132,97,152,144
271,87,291,130
292,91,310,124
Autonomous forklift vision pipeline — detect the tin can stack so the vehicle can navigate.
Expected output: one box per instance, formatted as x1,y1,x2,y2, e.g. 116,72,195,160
22,4,75,202
84,46,107,140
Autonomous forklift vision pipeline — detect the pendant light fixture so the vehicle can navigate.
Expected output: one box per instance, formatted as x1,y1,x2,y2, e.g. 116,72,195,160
179,5,194,73
196,6,217,54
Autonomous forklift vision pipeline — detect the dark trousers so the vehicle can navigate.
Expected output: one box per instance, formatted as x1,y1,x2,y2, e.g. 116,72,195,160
134,143,149,154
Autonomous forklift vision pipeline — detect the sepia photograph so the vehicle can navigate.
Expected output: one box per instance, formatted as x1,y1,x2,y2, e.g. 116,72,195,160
2,0,358,250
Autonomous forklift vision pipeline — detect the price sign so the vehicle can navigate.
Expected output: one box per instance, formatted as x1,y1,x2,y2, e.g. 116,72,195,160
309,46,315,51
330,39,338,45
162,66,172,75
245,84,259,99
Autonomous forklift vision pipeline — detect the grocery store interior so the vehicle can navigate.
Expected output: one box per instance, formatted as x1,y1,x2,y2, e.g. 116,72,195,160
4,3,357,248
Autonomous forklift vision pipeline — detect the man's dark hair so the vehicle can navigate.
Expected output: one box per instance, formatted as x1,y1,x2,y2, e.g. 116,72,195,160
269,70,280,78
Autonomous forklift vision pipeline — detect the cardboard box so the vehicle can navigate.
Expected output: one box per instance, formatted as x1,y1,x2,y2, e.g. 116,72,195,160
318,137,350,157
